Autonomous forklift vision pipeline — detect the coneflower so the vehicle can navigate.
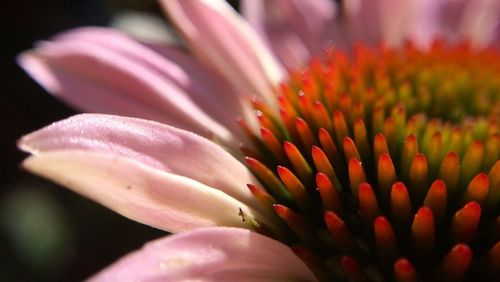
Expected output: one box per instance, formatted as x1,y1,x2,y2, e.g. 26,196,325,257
241,41,499,281
17,0,500,281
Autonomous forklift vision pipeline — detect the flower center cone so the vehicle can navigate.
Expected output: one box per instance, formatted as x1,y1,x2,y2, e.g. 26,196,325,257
240,41,500,282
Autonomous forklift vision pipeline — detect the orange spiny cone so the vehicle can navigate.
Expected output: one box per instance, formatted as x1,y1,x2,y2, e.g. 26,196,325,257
241,42,500,281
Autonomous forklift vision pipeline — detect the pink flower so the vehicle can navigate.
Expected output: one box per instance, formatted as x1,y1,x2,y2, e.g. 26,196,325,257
17,0,500,280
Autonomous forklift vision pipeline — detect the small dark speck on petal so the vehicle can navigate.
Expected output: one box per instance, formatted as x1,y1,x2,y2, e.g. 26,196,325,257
238,208,245,222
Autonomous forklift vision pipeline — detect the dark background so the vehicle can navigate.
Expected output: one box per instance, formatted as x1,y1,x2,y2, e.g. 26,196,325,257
1,1,179,281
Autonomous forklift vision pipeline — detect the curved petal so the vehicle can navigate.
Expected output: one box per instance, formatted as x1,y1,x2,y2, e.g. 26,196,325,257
333,0,435,48
90,227,317,282
407,0,443,47
22,150,272,233
144,42,259,137
17,30,239,147
241,0,336,69
458,0,500,47
434,0,468,42
18,114,269,217
51,27,249,141
338,0,381,45
377,0,416,46
407,0,500,47
337,0,415,46
161,0,284,109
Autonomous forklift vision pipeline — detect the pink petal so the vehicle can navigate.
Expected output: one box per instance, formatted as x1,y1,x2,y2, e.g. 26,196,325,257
407,0,443,47
18,28,240,147
18,114,270,218
52,27,248,140
338,0,409,46
161,0,284,109
22,150,272,233
338,0,381,45
457,0,500,47
407,0,500,47
90,227,317,282
377,0,416,46
242,0,335,69
333,0,421,47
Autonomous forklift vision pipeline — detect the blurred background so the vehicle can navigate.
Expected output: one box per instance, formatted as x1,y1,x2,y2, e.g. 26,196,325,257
1,0,233,281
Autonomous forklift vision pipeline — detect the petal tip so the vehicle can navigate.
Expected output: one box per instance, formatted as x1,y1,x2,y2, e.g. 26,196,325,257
17,50,61,94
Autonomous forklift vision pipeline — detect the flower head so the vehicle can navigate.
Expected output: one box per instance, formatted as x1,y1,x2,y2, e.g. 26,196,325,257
17,0,500,281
